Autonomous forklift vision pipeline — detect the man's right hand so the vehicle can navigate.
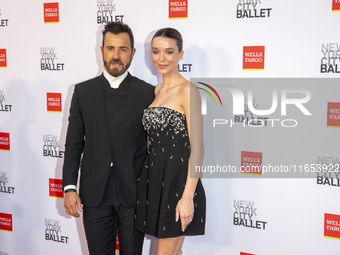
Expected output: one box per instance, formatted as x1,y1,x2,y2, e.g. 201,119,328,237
64,191,83,218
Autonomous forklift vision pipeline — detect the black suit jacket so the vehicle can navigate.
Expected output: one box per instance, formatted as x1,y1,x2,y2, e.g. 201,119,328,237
62,73,154,208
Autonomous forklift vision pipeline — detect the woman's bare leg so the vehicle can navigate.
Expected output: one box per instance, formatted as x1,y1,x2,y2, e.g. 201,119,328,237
157,236,185,255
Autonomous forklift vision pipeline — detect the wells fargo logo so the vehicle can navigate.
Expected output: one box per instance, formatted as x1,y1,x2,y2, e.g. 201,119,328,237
44,2,59,23
169,0,187,19
333,0,340,12
241,151,262,175
0,49,7,68
0,213,12,232
47,93,62,113
327,102,340,128
0,132,10,151
116,233,119,251
324,213,340,240
49,179,63,199
243,46,265,70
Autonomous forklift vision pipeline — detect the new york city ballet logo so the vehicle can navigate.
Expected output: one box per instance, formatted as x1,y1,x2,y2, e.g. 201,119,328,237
41,47,65,71
333,0,340,12
0,90,12,112
316,156,340,187
45,218,69,243
47,93,62,113
0,172,15,194
327,102,340,128
178,63,192,73
233,199,267,230
236,0,272,19
169,0,187,19
0,132,10,151
0,213,12,232
97,0,124,24
0,49,7,68
43,135,64,158
320,43,340,73
44,2,59,24
324,213,340,240
234,97,269,126
0,8,9,27
49,179,64,199
243,46,265,70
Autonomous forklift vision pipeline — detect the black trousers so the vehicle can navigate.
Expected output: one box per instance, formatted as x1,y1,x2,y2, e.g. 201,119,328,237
83,169,144,255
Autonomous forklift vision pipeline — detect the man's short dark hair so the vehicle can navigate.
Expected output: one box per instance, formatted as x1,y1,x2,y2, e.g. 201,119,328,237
102,22,134,50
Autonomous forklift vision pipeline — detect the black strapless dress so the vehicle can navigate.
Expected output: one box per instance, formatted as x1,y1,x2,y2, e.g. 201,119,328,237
135,107,206,238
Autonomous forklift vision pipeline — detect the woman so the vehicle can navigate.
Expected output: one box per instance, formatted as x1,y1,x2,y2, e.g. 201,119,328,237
135,28,206,255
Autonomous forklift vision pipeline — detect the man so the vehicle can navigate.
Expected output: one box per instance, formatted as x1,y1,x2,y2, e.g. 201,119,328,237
62,22,154,255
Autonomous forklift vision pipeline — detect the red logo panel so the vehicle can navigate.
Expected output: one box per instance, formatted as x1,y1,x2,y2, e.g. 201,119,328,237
0,132,10,151
116,232,119,251
44,2,59,23
169,0,188,19
327,102,340,128
0,49,7,68
324,213,340,240
243,46,265,70
49,178,64,199
241,253,256,255
47,93,62,113
241,151,262,175
332,0,340,11
0,213,13,232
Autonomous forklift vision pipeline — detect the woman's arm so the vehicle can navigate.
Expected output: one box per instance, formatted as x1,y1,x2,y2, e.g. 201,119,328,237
175,81,204,232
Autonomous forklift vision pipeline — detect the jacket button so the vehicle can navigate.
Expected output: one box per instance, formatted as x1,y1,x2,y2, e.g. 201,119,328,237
110,162,113,167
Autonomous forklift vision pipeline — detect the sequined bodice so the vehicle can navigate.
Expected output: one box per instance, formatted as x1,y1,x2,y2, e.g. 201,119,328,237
142,107,189,148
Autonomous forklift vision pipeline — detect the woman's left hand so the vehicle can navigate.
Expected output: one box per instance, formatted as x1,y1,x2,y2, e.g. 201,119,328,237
175,196,194,232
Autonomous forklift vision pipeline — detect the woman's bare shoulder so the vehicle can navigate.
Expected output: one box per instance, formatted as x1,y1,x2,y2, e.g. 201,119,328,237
178,80,199,97
154,83,163,95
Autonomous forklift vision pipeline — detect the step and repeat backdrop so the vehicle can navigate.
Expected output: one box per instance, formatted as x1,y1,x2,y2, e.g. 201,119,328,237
1,0,340,254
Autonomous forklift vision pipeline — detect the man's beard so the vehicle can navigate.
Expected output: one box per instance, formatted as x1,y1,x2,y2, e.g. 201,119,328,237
104,57,132,77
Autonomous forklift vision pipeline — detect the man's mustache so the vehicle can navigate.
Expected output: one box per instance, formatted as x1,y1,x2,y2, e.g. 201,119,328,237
109,58,123,66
